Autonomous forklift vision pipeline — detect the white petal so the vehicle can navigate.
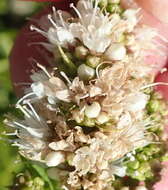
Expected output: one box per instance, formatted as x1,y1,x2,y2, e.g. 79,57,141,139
85,102,101,118
105,43,126,61
45,151,65,167
125,93,148,112
31,82,45,98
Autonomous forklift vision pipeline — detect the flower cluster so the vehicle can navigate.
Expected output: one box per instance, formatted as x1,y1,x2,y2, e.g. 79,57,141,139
5,0,168,190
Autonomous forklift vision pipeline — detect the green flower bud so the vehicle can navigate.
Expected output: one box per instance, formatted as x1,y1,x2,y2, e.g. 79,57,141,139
161,155,168,162
138,162,150,174
86,55,101,68
34,177,45,187
127,160,140,170
99,0,108,8
118,34,126,43
108,0,120,4
75,46,88,60
147,100,160,113
137,154,148,161
106,3,122,14
77,64,95,80
67,153,75,166
144,170,153,178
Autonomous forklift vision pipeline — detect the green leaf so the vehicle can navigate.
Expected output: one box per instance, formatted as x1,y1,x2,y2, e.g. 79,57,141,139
32,164,54,190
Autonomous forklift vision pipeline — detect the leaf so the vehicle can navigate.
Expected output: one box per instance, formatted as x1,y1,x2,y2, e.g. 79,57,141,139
32,164,55,190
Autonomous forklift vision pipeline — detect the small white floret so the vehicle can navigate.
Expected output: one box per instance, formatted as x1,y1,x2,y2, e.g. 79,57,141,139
45,151,65,167
85,102,101,118
105,43,126,61
48,27,74,47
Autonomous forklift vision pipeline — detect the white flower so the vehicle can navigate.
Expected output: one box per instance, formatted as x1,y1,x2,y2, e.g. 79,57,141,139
5,103,49,161
47,11,75,48
69,0,120,53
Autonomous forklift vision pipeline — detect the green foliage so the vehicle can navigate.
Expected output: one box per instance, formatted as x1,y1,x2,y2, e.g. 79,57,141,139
0,1,49,189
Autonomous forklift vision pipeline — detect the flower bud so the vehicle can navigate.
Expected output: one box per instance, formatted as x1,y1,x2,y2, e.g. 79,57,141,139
75,46,88,60
127,160,140,170
67,153,75,166
121,187,129,190
108,0,120,4
135,186,148,190
86,56,101,68
96,112,109,124
105,43,126,61
45,151,65,167
77,64,95,80
147,100,159,113
106,3,122,14
85,102,101,118
99,0,108,8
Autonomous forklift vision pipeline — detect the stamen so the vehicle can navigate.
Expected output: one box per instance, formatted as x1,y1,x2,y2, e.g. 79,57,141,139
13,121,28,130
16,104,31,118
28,42,53,52
13,121,44,138
157,33,168,43
79,94,89,100
37,63,51,78
137,15,143,23
160,68,167,74
30,25,47,37
57,10,66,28
70,3,82,19
21,105,34,117
96,61,111,78
24,101,41,121
3,131,18,136
48,14,58,29
141,82,168,90
60,71,72,84
152,39,167,50
12,142,30,149
90,0,99,24
52,6,57,21
16,92,35,106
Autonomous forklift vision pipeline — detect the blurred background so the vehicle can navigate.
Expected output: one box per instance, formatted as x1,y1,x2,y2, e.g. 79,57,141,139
0,0,48,189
